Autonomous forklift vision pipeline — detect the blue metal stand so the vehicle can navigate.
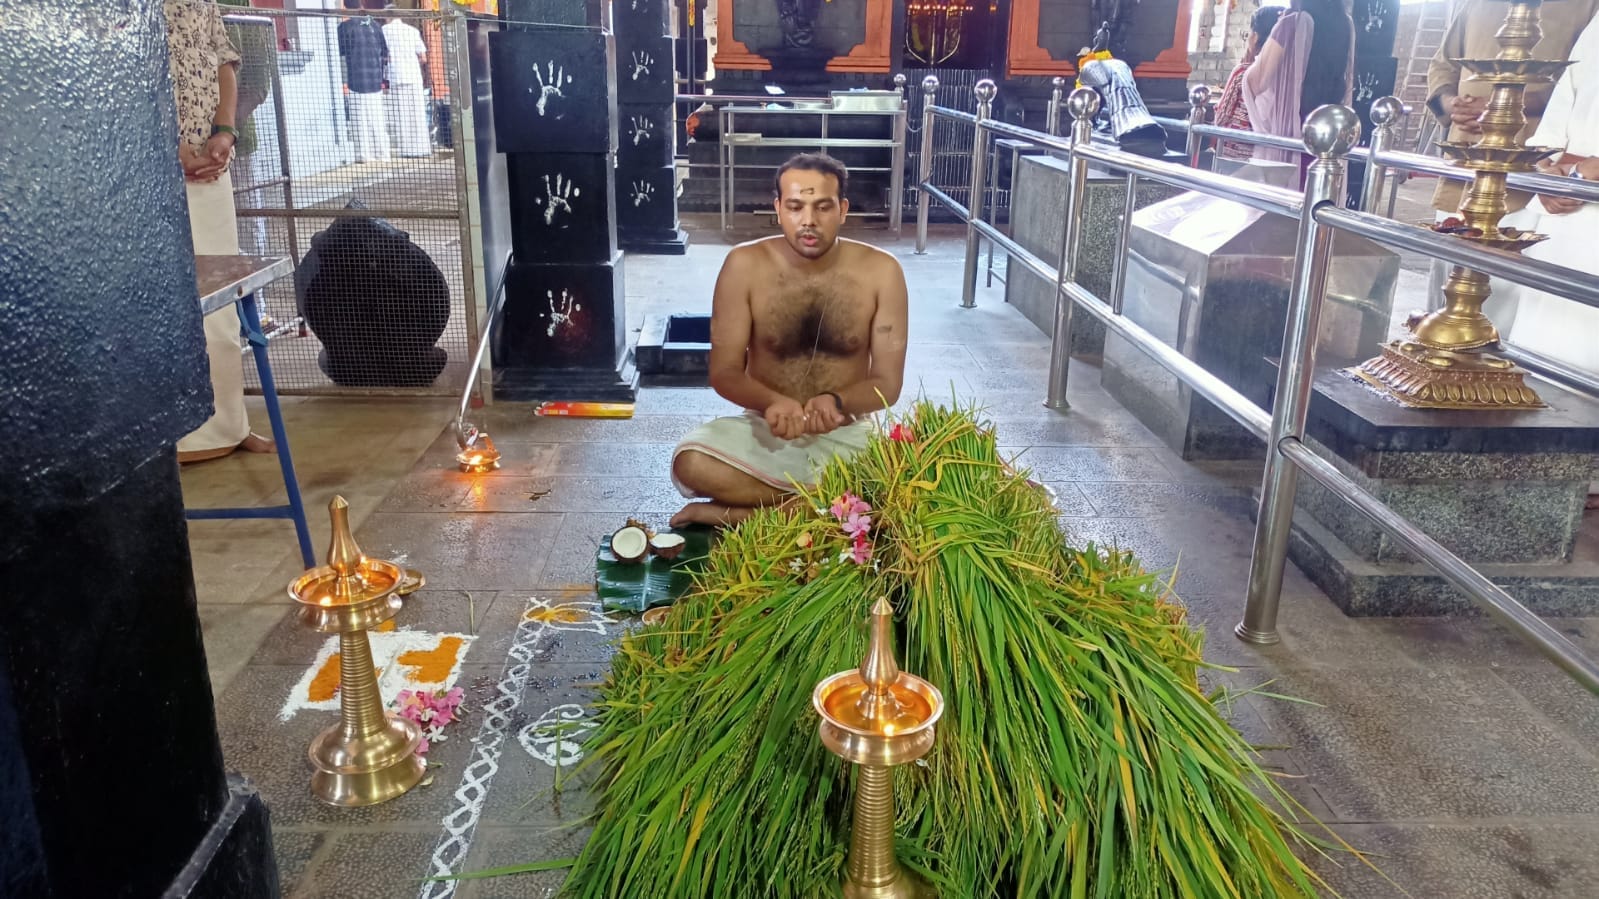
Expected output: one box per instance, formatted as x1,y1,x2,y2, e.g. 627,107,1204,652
185,291,316,568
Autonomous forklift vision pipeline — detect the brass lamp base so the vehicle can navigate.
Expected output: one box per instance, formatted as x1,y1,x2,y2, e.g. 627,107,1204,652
1352,341,1545,409
841,765,935,899
308,713,427,808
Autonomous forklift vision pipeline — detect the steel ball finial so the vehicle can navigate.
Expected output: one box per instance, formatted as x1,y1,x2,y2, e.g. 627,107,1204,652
974,78,998,104
1189,84,1211,109
1066,87,1101,121
920,74,939,96
1368,95,1404,128
1052,76,1067,89
893,73,907,89
1302,104,1361,157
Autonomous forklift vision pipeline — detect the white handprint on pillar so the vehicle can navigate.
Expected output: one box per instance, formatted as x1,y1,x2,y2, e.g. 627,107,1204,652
532,62,573,116
541,289,582,337
538,173,580,226
631,51,653,81
630,180,655,207
629,116,654,146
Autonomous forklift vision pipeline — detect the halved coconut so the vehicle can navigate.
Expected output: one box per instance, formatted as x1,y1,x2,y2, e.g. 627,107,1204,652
649,532,687,561
610,525,650,564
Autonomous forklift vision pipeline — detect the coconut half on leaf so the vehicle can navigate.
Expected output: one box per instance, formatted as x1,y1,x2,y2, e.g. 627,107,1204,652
609,525,650,564
649,532,687,561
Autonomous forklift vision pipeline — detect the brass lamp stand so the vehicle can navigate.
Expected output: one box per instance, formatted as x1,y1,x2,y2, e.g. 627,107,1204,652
288,496,426,807
1356,0,1568,408
813,599,945,898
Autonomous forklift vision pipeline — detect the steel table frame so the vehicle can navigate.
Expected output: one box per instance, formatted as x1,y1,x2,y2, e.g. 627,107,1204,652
186,255,315,568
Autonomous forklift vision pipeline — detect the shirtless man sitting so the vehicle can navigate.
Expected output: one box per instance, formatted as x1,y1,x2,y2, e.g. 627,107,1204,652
670,153,909,527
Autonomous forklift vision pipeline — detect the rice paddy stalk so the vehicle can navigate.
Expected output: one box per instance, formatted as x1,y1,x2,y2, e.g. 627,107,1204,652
555,402,1343,898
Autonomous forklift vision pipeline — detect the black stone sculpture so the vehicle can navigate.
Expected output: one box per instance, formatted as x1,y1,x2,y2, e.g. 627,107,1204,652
294,212,451,388
1090,0,1139,55
776,0,823,48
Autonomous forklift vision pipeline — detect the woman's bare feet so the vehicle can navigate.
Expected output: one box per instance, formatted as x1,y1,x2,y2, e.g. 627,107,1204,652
240,432,276,454
670,501,755,529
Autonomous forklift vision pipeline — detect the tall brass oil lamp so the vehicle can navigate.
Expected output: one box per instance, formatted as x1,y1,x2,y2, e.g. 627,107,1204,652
288,496,426,806
813,599,945,898
1355,0,1569,408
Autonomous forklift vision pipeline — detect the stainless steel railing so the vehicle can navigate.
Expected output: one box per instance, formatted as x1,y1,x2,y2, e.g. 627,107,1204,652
915,80,1599,696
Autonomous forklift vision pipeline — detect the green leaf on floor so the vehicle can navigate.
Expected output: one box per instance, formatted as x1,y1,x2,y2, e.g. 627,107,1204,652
595,526,714,613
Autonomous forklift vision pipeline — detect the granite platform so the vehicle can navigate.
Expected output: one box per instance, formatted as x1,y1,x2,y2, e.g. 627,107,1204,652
1282,368,1599,616
1004,155,1183,357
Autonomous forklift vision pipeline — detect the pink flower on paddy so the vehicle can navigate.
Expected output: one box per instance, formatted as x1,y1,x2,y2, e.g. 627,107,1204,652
841,530,872,565
841,511,872,538
888,423,915,443
830,492,870,522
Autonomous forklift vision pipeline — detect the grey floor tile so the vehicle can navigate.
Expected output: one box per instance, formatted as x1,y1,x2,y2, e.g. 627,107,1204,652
354,512,562,590
549,442,677,478
460,477,687,515
1246,665,1599,821
290,828,438,899
198,604,293,695
534,512,679,589
1076,480,1254,518
270,829,328,896
1492,664,1599,749
475,412,714,445
1314,821,1599,899
452,825,589,899
1007,445,1174,482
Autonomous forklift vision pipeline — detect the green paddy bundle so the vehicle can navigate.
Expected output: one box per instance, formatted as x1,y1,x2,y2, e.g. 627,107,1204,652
561,403,1331,898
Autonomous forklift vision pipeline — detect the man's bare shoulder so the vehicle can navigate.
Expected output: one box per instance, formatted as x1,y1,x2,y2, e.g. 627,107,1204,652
720,238,783,272
837,238,906,280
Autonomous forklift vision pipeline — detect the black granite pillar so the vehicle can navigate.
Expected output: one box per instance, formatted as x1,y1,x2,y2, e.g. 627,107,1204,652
491,6,639,401
615,0,688,253
0,2,277,895
1349,0,1399,201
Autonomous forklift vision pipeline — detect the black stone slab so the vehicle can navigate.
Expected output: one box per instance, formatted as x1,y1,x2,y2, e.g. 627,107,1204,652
1304,367,1599,464
618,158,688,253
490,28,617,154
616,163,681,231
507,152,619,264
502,0,606,27
611,0,671,36
617,102,674,163
497,255,627,371
1,4,275,893
636,313,711,376
615,34,676,104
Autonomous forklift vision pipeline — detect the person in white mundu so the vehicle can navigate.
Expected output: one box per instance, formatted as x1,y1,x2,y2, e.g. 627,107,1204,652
382,11,432,158
338,0,390,163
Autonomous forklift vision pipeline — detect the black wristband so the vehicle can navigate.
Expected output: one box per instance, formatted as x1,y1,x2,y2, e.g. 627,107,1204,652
824,391,845,414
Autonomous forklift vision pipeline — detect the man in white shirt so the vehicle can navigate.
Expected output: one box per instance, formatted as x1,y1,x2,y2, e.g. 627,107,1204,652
382,10,431,158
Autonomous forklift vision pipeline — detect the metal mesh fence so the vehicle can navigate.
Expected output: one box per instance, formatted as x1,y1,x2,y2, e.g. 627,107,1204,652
224,9,475,396
903,68,1002,219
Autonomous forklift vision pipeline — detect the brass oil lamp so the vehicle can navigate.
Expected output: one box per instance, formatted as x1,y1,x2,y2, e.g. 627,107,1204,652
813,599,945,898
288,496,426,806
1356,0,1569,408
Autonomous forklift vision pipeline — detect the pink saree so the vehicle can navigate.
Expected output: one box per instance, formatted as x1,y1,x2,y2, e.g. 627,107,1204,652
1241,11,1316,164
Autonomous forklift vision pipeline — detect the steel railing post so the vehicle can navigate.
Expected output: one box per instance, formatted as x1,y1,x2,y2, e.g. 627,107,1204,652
1045,88,1100,409
1186,85,1211,168
1046,76,1066,137
1237,105,1362,644
914,75,939,254
890,73,908,236
1361,96,1404,214
960,79,997,308
1109,172,1138,315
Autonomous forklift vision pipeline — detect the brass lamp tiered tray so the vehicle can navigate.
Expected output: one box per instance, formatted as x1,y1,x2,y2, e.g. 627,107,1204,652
1355,0,1569,408
813,599,944,898
288,496,427,807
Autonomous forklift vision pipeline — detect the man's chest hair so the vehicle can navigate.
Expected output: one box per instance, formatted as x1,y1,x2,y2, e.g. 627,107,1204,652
755,276,871,360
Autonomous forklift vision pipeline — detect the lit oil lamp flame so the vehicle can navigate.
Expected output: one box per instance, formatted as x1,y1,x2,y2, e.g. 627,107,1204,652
456,435,501,473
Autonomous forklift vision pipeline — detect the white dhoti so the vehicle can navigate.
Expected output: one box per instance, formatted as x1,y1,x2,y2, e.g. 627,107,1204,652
177,169,251,455
386,84,431,157
672,412,875,498
348,90,390,162
1489,199,1599,373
